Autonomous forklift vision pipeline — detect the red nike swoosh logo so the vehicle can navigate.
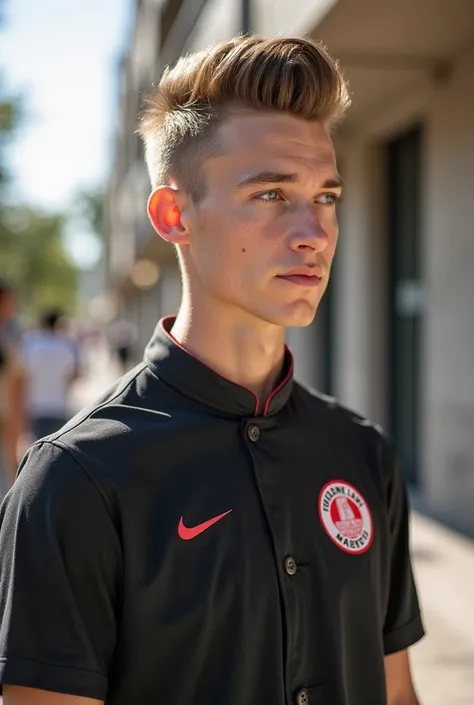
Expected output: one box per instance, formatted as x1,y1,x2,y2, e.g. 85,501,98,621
178,509,233,540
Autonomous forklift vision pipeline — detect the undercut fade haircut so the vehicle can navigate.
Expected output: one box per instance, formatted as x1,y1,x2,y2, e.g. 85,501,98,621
137,35,351,201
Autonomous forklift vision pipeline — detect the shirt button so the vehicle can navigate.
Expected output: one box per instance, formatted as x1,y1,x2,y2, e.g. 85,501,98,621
296,689,308,705
284,556,297,576
247,424,260,442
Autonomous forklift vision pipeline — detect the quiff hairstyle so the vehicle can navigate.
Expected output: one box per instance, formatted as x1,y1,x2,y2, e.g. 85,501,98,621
137,35,350,201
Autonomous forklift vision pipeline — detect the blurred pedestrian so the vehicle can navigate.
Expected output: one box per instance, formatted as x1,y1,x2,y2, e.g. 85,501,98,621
0,36,423,705
107,316,138,372
0,279,25,496
21,308,80,440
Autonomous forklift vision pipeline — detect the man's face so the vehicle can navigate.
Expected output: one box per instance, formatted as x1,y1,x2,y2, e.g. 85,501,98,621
180,111,342,328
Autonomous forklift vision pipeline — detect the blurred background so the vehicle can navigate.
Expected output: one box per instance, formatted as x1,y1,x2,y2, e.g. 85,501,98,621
1,0,473,702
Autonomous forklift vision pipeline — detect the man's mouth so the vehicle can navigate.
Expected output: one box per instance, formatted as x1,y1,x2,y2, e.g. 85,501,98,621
277,266,323,287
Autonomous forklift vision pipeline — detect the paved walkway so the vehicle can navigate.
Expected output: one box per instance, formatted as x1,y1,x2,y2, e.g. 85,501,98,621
410,513,474,704
69,341,474,704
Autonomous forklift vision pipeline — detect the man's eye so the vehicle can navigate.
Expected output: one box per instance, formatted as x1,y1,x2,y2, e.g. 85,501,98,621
255,190,282,202
317,193,342,205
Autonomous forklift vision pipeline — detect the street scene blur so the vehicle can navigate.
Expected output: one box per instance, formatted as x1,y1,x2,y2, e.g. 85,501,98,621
1,0,474,703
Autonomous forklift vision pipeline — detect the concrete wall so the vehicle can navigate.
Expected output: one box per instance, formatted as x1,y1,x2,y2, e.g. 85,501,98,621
422,48,474,521
332,140,388,425
185,0,338,49
185,0,240,52
253,0,337,36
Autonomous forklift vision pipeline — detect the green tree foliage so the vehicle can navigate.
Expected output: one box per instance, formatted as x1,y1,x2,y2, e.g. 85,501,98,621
0,74,79,315
0,207,78,313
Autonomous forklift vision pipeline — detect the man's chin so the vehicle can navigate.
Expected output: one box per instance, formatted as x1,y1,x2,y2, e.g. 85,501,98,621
257,301,319,328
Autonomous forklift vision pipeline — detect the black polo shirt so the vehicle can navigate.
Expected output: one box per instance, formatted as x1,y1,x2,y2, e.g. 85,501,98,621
0,317,424,705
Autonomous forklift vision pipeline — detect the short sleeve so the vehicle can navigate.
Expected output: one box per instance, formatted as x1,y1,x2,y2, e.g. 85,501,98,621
381,437,425,655
0,441,122,699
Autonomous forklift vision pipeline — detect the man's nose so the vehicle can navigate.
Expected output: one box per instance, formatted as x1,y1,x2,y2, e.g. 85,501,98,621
288,209,329,253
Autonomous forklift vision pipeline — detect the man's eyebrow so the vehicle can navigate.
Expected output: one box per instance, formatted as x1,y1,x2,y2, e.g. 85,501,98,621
322,176,344,189
236,171,344,189
236,172,298,188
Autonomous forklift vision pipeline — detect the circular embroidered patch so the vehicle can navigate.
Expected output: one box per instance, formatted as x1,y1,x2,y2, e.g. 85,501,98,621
318,480,373,554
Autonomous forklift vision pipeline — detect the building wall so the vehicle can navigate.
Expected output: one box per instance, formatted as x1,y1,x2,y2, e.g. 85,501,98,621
423,48,474,520
332,140,388,425
185,0,240,52
253,0,337,36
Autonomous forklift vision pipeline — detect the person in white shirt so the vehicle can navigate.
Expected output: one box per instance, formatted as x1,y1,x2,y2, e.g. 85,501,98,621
22,308,80,440
0,279,25,495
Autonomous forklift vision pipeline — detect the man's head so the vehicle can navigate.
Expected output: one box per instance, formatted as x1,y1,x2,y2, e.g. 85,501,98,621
139,35,350,328
40,308,64,332
0,279,16,325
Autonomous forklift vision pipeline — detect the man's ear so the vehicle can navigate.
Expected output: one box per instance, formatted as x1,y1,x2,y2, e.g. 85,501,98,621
147,186,190,245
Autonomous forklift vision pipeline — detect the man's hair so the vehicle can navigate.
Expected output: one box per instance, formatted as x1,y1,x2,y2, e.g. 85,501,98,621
40,307,63,331
137,35,350,200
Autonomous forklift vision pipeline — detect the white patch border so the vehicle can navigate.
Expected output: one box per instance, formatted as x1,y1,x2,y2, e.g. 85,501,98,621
318,479,373,555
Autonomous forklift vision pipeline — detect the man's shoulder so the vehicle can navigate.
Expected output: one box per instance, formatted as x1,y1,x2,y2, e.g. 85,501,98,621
38,361,179,483
292,380,390,447
8,363,156,507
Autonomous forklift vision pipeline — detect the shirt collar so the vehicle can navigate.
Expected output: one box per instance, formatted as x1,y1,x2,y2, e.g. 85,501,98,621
144,316,294,417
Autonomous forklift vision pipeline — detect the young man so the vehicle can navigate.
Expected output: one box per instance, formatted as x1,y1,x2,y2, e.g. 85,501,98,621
0,36,424,705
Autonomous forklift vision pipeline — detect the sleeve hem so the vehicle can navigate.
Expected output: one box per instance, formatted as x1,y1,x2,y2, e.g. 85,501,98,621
0,657,108,700
383,613,425,655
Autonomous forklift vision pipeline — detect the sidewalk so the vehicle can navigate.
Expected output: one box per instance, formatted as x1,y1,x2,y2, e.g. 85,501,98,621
409,513,474,704
68,352,474,704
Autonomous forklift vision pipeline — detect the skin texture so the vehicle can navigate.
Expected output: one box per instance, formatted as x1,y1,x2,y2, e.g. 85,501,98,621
385,650,421,705
3,110,420,705
2,685,103,704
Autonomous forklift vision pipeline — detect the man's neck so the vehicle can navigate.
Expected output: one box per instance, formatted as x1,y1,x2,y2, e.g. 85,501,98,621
171,303,287,405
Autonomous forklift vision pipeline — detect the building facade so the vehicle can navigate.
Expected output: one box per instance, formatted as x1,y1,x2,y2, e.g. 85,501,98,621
104,0,474,534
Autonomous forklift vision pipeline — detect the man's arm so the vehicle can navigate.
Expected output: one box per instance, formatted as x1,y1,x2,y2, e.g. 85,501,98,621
0,443,121,700
378,434,425,704
3,685,103,705
384,650,420,705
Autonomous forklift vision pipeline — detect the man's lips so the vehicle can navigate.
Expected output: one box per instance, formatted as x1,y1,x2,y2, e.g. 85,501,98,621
277,267,324,287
